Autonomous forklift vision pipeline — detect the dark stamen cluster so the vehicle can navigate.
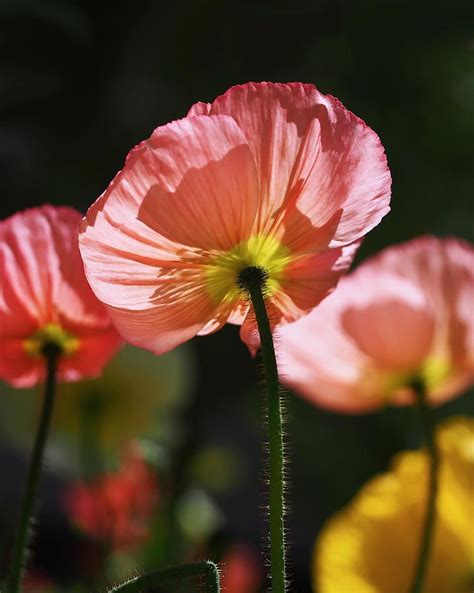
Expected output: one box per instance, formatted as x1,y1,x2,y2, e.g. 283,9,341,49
40,342,63,359
237,265,269,295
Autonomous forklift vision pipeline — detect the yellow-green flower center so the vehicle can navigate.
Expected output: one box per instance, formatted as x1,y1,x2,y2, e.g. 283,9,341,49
383,356,452,396
205,234,292,304
24,323,79,358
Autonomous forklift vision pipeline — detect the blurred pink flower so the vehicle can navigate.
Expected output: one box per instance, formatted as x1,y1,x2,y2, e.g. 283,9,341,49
222,545,262,593
278,237,474,411
79,82,391,355
65,444,158,551
0,205,122,387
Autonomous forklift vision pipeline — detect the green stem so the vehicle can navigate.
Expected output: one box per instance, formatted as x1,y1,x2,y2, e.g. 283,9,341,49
409,384,439,593
239,267,286,593
107,561,220,593
7,345,59,593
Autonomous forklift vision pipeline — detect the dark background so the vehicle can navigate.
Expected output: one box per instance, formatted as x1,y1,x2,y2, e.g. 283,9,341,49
1,0,473,591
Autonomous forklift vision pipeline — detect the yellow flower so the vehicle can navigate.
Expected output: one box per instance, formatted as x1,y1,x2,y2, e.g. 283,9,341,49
314,417,474,593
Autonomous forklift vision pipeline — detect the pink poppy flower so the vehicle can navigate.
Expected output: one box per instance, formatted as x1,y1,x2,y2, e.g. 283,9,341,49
79,82,391,355
277,237,474,412
64,443,158,551
0,205,122,388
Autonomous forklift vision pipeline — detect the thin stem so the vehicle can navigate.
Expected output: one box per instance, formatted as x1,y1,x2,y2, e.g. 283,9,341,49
239,267,287,593
107,561,220,593
409,383,439,593
7,346,59,593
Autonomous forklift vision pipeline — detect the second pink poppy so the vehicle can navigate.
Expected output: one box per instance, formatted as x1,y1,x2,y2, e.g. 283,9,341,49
277,236,474,411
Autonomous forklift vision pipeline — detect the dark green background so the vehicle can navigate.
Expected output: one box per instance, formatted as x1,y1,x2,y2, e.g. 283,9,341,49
1,0,473,590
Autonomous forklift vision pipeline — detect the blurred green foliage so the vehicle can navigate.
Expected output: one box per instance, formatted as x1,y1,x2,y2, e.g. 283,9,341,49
0,345,194,473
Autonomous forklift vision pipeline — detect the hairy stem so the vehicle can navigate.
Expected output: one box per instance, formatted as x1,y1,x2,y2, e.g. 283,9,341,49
7,346,59,593
107,561,220,593
239,266,287,593
409,383,439,593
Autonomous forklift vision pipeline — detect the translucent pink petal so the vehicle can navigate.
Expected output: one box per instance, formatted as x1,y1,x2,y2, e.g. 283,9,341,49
375,237,474,369
0,206,122,387
370,236,474,400
239,241,361,356
278,237,474,410
281,240,361,313
276,283,379,412
80,227,225,353
82,214,235,351
336,267,435,370
83,115,258,254
188,101,211,116
1,208,60,330
137,119,259,251
80,83,392,356
189,82,391,247
99,278,222,355
284,96,392,248
0,242,40,338
197,302,237,336
79,115,262,352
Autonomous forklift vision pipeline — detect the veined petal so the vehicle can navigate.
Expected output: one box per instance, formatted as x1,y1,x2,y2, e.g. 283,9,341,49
0,206,121,387
281,240,361,313
79,115,264,353
197,302,237,336
82,115,259,256
1,206,116,333
0,207,61,328
80,224,228,352
0,242,40,338
189,82,391,247
190,82,331,234
43,207,116,329
239,242,360,357
80,82,393,357
188,101,211,116
101,276,223,355
288,95,391,248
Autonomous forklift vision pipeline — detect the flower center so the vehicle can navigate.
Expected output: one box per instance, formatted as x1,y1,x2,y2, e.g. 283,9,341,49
24,323,79,358
382,356,452,397
205,234,292,304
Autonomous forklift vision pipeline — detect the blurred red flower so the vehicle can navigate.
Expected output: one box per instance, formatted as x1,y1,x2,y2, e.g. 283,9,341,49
65,444,158,551
222,545,262,593
0,205,122,387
